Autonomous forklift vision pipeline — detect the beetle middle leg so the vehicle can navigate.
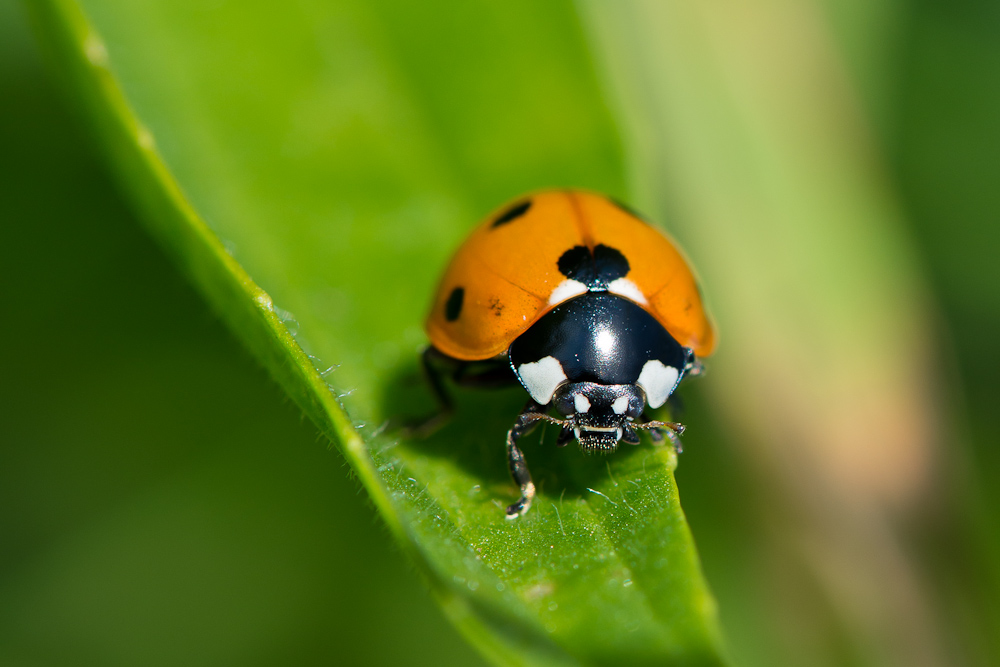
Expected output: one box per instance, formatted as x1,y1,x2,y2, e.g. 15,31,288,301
406,347,515,437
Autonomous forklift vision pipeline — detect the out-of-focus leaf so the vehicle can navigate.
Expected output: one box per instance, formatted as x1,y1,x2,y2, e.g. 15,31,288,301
581,1,943,666
29,0,729,664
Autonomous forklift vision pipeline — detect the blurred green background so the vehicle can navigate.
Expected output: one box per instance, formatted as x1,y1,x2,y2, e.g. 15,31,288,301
0,3,484,665
2,0,998,665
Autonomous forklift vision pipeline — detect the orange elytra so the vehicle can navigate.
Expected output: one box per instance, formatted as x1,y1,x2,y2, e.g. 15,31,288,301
426,190,715,361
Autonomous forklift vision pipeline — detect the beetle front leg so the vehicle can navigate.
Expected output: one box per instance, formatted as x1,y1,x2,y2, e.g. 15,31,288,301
640,411,665,444
505,401,544,519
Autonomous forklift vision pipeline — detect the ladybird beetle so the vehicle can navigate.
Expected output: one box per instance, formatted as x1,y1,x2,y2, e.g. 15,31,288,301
422,190,716,518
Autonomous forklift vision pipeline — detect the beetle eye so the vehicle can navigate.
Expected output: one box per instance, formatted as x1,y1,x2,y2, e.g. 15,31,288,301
630,395,644,417
552,392,576,416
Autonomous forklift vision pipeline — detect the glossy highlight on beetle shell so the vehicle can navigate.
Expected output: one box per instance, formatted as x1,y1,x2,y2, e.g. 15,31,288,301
509,293,688,407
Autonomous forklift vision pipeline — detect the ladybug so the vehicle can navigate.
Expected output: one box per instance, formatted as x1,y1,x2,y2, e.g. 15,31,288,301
422,190,716,518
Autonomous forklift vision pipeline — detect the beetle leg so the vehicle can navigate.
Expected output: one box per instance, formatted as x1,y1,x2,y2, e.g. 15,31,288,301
640,411,686,453
684,353,705,378
407,347,516,437
664,427,684,454
505,401,544,519
641,411,665,443
423,347,455,409
401,347,457,437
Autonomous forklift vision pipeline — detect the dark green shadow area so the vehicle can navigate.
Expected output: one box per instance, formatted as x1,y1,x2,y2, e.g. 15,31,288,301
891,1,1000,664
0,4,485,665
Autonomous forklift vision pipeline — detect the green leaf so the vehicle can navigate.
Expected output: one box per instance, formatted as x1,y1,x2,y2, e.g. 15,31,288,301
29,0,728,663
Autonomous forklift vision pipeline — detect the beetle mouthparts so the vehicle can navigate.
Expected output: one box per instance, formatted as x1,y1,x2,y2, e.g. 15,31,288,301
574,427,621,453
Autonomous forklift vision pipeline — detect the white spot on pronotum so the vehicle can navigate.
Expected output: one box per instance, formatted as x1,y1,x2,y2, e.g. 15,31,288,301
607,277,647,305
516,356,567,404
548,279,588,305
612,395,630,414
574,393,591,414
637,360,680,408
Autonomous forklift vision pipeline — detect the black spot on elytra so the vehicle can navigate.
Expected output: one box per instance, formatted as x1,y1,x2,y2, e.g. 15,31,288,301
491,199,532,227
609,197,648,222
445,287,464,321
557,244,630,289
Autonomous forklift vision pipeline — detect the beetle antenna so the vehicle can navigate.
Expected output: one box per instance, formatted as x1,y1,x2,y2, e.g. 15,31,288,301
522,413,570,428
635,420,685,436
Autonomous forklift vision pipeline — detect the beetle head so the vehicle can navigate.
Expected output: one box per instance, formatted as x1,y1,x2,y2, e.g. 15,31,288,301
551,382,645,452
